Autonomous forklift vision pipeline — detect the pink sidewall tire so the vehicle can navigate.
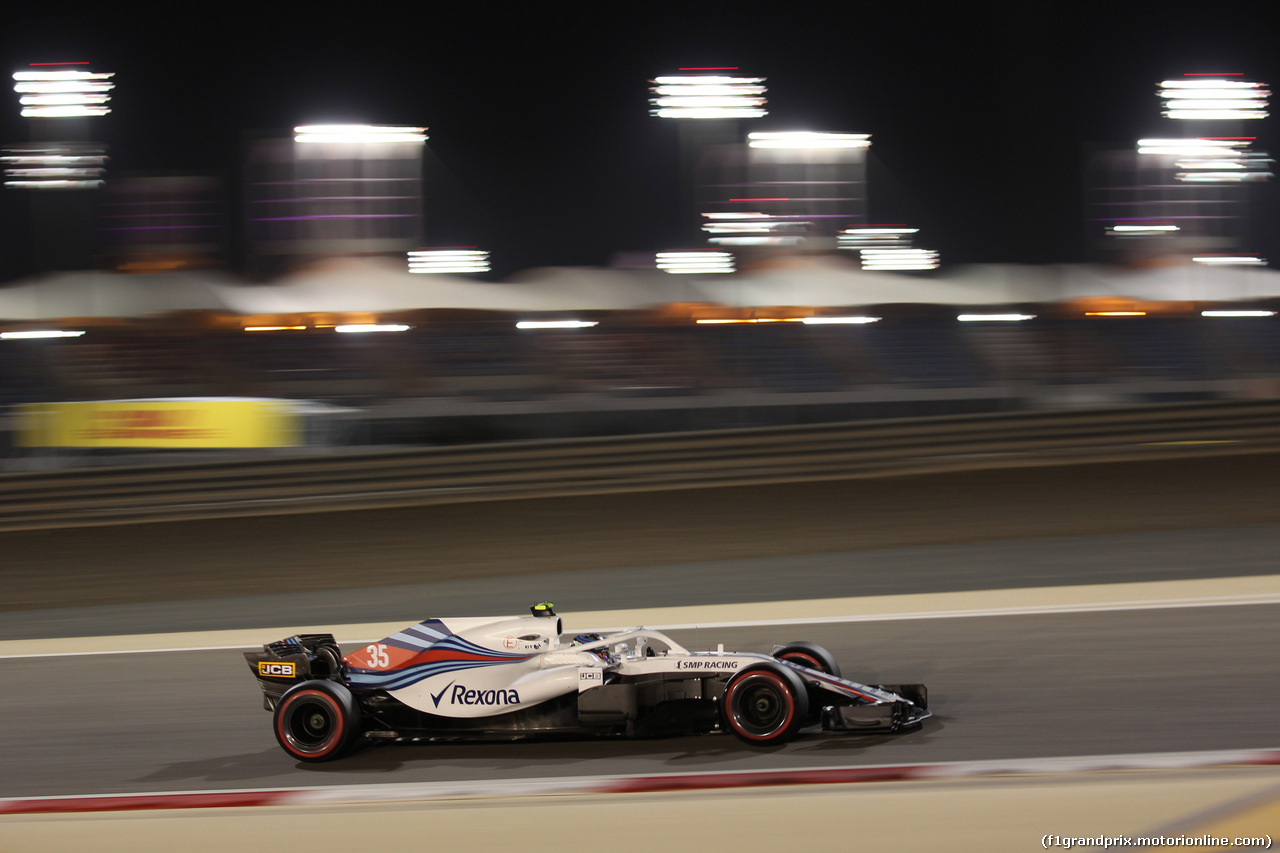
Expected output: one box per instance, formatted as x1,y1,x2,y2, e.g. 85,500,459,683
273,680,360,762
722,664,809,745
772,642,841,678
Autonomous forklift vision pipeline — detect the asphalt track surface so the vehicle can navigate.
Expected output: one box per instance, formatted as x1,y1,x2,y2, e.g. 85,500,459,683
2,604,1278,799
2,452,1279,799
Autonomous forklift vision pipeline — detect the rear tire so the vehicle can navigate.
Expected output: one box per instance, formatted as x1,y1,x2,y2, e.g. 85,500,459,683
273,679,360,762
721,664,809,745
772,642,841,679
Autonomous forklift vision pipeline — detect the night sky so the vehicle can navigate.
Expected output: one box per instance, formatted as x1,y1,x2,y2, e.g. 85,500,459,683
2,2,1279,279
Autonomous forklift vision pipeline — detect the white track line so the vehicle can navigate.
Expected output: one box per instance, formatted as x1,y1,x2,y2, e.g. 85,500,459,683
2,575,1278,660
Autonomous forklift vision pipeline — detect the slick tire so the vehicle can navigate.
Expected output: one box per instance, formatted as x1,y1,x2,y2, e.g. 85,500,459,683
273,679,360,762
772,642,841,678
721,663,809,746
772,642,841,724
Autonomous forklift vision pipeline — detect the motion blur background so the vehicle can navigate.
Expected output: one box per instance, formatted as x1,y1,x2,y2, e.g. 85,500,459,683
2,6,1280,454
2,4,1280,851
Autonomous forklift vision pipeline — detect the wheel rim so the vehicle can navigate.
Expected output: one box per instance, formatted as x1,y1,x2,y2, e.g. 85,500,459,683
280,693,340,755
728,672,794,739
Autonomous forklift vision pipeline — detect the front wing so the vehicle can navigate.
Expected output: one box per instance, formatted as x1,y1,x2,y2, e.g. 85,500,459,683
784,665,931,733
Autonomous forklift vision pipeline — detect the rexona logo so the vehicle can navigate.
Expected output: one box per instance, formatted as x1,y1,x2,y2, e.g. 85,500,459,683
258,662,296,678
430,680,521,708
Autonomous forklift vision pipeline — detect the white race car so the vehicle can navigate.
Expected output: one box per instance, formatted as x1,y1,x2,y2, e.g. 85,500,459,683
245,603,930,762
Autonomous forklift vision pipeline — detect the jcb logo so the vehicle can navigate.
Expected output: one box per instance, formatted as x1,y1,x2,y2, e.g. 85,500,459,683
258,662,296,678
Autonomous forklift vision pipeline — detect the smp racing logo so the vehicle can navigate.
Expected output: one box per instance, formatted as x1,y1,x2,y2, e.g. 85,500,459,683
430,681,521,708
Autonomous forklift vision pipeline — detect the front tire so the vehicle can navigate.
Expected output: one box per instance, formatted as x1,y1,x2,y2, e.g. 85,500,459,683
721,664,809,745
273,679,360,762
772,642,841,678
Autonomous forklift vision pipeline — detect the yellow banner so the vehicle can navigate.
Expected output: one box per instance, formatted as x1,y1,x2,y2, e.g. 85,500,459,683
16,400,300,448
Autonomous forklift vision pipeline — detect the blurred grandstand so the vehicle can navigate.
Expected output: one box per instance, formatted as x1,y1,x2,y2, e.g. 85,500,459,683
2,254,1280,448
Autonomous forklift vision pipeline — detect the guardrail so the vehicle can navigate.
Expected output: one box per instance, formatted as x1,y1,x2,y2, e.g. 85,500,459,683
1,399,1279,532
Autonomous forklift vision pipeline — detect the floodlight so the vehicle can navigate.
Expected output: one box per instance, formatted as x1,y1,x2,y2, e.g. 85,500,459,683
2,142,106,189
515,320,598,329
1137,138,1244,156
13,67,113,118
334,324,410,333
13,81,113,93
656,250,735,274
1192,255,1266,265
695,318,800,325
801,316,881,324
1177,171,1272,183
649,74,767,119
860,248,939,271
699,211,807,246
702,220,794,233
1201,310,1275,317
1158,79,1262,90
19,93,110,106
408,249,489,274
21,105,109,118
956,314,1035,322
838,227,917,250
1108,225,1179,236
294,125,427,144
4,180,101,189
747,132,870,149
0,330,85,339
1165,99,1267,111
1137,137,1271,183
1157,78,1269,120
709,236,805,246
1175,159,1246,169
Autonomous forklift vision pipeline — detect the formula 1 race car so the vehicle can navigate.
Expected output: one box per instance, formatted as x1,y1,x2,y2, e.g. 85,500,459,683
244,603,930,762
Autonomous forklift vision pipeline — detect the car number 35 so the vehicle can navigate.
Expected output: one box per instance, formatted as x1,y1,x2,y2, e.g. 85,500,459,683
364,644,389,668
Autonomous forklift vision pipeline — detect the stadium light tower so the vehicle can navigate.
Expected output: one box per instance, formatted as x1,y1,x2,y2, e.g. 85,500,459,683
5,62,113,270
651,68,767,244
244,125,428,270
698,132,873,249
1087,72,1273,265
5,63,113,189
